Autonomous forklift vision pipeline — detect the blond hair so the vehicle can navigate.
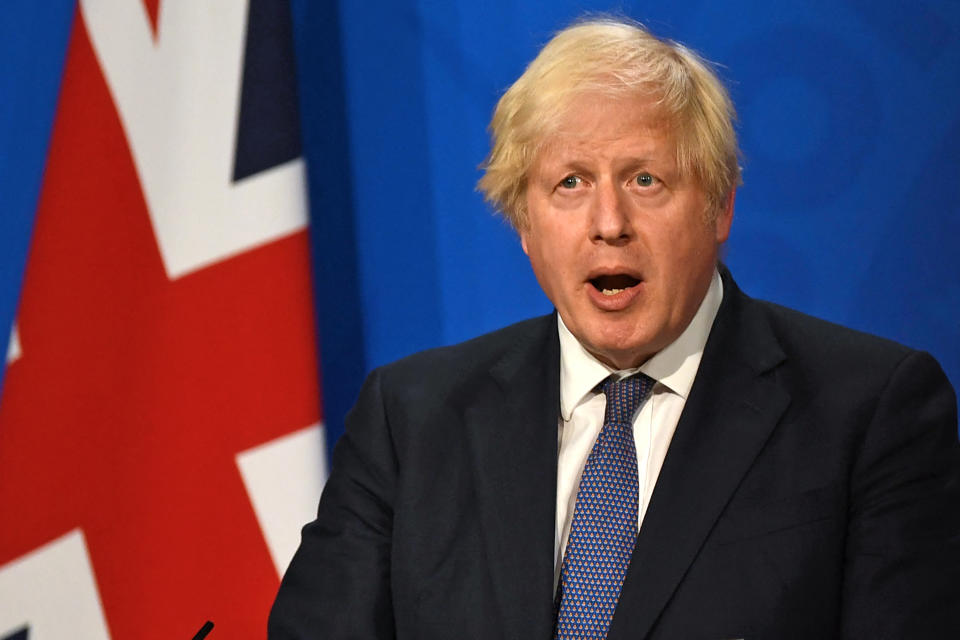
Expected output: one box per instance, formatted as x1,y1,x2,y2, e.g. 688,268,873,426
478,17,742,229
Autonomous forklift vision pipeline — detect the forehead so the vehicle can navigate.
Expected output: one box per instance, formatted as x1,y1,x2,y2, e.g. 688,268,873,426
558,90,668,129
533,92,677,168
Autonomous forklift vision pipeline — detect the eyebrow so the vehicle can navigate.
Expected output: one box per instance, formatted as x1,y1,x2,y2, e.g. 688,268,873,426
541,156,665,176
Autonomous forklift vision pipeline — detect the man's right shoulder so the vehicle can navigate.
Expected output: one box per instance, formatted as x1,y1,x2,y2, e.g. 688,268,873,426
370,313,556,395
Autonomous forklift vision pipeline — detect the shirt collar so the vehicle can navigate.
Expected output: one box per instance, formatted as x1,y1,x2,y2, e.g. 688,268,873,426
558,269,724,421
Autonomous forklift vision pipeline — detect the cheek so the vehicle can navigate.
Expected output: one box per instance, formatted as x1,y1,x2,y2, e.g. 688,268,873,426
662,217,715,257
523,240,554,289
530,244,576,300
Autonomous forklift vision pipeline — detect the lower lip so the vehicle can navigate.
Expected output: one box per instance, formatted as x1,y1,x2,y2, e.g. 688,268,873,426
587,282,644,311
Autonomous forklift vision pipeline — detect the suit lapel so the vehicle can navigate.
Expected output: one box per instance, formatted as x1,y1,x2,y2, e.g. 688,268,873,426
464,315,560,640
609,272,791,640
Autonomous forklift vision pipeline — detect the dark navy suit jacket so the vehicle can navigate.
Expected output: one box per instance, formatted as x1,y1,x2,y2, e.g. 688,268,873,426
270,269,960,639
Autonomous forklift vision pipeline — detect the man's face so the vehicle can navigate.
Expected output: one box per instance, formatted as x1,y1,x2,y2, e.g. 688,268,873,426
520,93,733,370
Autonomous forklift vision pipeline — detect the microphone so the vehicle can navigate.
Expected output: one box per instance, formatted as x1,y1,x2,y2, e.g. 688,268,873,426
191,621,214,640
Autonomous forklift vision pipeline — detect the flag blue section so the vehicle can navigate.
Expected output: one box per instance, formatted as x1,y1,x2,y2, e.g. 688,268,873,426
1,626,28,640
234,0,303,182
0,1,74,394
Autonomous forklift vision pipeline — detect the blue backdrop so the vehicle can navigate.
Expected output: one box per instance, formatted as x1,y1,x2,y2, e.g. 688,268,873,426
2,0,958,451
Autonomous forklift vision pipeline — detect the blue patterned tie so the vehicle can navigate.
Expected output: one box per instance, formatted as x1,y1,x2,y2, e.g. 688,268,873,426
554,374,655,639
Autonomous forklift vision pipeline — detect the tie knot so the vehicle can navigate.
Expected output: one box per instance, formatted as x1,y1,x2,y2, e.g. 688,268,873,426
601,374,654,426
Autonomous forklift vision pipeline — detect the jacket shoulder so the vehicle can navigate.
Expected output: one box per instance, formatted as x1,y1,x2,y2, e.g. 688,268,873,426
374,313,555,392
753,298,915,370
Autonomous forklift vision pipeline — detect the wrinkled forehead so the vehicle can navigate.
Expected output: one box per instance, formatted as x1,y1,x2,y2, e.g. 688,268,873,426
554,90,673,136
529,91,679,167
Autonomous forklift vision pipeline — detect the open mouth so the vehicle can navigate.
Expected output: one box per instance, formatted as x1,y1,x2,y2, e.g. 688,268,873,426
589,274,641,296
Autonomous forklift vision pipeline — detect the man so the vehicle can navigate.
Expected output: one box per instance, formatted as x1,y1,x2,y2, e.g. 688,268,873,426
270,18,960,639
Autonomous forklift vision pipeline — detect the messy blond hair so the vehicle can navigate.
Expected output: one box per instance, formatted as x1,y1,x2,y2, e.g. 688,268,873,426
478,17,742,229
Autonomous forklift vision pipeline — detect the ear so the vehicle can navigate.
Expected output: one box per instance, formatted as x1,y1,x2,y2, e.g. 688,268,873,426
714,189,735,243
519,231,530,256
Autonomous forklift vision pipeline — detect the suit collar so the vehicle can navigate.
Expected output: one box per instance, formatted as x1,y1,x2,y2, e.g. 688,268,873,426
464,314,560,639
610,267,790,639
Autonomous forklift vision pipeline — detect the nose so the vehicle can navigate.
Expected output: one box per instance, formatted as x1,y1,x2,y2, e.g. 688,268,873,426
589,179,633,245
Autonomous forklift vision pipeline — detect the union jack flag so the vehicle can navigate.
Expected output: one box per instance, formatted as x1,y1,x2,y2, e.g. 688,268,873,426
0,1,325,637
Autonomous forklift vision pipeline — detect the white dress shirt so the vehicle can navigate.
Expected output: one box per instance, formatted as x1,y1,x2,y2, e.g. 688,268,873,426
554,270,724,585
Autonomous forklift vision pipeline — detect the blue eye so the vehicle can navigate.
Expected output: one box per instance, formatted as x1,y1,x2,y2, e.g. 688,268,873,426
636,173,656,187
560,175,582,189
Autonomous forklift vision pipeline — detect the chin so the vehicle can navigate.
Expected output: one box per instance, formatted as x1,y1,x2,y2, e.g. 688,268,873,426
584,334,652,369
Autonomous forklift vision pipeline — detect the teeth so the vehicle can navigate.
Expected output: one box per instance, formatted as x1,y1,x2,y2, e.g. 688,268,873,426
601,288,625,296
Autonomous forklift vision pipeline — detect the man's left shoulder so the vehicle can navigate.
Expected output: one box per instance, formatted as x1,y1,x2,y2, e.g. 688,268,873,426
724,281,954,403
753,297,915,369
